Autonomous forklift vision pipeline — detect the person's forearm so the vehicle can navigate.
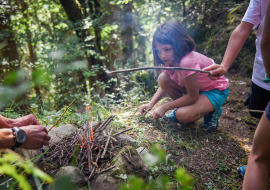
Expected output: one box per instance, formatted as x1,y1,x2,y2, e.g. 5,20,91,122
221,22,253,71
163,94,198,111
149,87,165,107
261,1,270,77
0,129,15,148
0,115,12,129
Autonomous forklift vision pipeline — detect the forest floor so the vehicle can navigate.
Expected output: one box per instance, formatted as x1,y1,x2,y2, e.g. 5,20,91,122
117,73,258,190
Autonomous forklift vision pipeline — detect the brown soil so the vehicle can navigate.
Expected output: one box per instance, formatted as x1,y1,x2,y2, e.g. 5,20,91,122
126,73,259,189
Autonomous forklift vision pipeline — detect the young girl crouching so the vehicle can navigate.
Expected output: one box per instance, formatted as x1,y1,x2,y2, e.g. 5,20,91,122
138,20,229,131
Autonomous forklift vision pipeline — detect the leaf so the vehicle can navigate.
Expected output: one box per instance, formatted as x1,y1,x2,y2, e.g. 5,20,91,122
0,165,32,190
165,154,171,165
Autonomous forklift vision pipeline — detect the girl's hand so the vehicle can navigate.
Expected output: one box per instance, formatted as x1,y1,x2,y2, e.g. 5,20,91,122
138,103,153,115
152,106,167,119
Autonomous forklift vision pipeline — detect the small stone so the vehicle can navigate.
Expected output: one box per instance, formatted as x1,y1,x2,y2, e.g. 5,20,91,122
236,118,242,122
239,82,247,85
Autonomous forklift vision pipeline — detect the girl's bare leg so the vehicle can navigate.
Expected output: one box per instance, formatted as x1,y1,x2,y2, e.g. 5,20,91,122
158,72,187,99
158,72,214,123
174,94,214,124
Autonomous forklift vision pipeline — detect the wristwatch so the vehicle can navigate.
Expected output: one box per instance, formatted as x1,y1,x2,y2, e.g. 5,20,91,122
11,127,27,150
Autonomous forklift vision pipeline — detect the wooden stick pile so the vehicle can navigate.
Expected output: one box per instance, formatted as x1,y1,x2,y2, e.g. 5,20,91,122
39,115,133,180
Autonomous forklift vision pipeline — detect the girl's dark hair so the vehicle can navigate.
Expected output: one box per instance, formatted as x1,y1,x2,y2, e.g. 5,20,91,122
152,20,195,67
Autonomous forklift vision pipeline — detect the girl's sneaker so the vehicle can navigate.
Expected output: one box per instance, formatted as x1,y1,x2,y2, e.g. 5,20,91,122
161,108,178,122
237,165,247,176
202,107,222,131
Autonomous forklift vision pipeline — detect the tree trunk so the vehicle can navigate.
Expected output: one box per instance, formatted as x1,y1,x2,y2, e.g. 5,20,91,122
59,0,112,95
0,0,19,78
20,0,41,97
121,2,133,66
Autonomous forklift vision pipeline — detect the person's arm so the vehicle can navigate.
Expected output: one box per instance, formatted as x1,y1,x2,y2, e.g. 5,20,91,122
0,129,16,148
138,87,165,115
0,114,41,129
0,114,50,149
0,115,12,128
261,2,270,77
203,22,254,79
152,73,199,118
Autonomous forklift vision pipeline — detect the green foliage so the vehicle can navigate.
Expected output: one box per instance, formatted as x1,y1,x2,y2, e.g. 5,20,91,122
117,0,133,5
0,150,53,190
120,144,193,190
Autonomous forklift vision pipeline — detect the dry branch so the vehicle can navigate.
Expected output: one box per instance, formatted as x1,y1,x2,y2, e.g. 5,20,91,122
112,128,133,137
101,128,113,158
107,66,210,74
121,153,136,167
96,166,116,175
243,109,265,113
48,99,76,132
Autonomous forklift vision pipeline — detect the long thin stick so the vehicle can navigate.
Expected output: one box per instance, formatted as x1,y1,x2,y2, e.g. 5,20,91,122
107,66,210,74
242,110,265,113
48,99,76,132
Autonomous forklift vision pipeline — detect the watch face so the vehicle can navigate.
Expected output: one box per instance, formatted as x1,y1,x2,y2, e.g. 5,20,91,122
16,130,27,143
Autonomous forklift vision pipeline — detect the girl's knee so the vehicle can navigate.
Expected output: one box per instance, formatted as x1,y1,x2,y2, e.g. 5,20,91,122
158,73,171,88
175,109,195,124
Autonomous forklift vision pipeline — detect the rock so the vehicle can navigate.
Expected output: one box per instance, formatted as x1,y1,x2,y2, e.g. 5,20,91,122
54,166,88,188
90,146,150,190
90,174,121,190
136,147,149,156
14,148,42,160
115,133,136,147
46,124,79,145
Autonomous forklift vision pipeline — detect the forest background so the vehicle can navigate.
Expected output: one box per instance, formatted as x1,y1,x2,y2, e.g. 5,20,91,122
0,0,257,188
0,0,256,116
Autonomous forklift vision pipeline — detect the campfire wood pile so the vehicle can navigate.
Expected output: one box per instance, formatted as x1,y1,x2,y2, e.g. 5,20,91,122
39,115,133,180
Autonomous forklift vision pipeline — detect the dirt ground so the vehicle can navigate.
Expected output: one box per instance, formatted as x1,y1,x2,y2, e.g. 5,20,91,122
123,73,259,189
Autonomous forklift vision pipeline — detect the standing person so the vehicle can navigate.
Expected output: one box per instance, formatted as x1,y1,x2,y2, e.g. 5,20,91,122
203,0,270,119
242,1,270,189
0,114,51,149
138,20,229,132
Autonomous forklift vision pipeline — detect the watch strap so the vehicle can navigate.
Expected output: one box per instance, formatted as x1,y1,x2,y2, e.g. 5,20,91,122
11,127,23,150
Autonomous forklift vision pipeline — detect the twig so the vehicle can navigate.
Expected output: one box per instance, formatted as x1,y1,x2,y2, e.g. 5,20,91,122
89,148,102,179
112,128,133,138
96,166,116,175
242,110,265,113
98,115,116,132
143,109,167,132
121,153,136,167
86,123,92,171
139,147,146,154
101,128,113,158
71,121,82,128
107,66,210,74
48,99,76,132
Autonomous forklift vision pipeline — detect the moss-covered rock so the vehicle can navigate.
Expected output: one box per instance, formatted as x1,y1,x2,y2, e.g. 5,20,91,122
90,146,150,190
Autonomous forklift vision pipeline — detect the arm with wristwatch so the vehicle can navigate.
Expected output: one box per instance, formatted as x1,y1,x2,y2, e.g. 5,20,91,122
0,114,51,149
